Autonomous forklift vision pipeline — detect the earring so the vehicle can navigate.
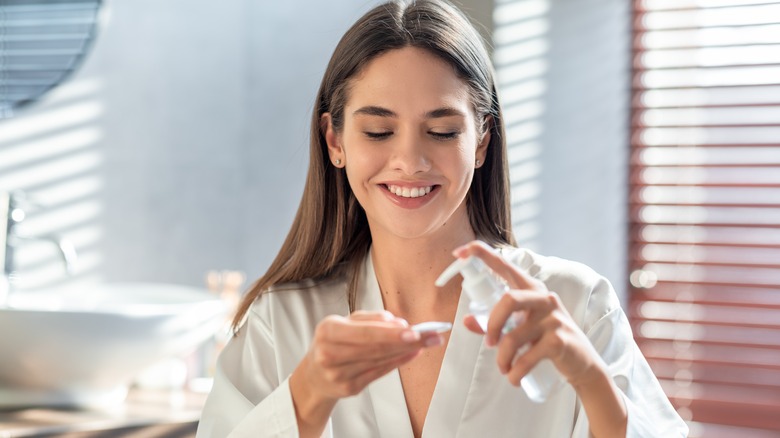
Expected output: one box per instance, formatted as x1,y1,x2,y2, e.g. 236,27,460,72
335,159,342,166
475,159,481,167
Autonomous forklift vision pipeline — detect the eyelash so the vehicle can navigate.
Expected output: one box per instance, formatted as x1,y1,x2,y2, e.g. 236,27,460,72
431,132,459,140
363,131,459,141
365,132,392,140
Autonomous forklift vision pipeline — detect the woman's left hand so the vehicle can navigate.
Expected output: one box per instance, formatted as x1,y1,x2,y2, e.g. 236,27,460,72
454,241,606,389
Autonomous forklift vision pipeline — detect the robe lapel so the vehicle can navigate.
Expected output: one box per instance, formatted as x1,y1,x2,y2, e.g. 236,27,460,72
420,286,484,438
361,251,416,437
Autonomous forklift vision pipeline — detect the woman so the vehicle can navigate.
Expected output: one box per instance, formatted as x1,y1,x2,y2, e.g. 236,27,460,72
196,1,687,437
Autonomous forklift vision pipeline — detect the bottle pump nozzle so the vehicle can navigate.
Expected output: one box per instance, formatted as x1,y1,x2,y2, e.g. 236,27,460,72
435,256,483,286
435,256,506,303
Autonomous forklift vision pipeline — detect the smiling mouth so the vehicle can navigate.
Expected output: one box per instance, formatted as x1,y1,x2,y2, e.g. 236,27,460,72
383,184,438,198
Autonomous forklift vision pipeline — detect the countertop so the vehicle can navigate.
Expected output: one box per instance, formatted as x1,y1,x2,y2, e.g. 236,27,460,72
0,388,207,437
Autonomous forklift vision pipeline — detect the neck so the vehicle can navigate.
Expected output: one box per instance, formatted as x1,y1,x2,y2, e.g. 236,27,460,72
369,214,476,322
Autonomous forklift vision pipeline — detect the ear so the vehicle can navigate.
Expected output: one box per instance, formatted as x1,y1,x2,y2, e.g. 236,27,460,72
475,115,492,168
321,113,345,167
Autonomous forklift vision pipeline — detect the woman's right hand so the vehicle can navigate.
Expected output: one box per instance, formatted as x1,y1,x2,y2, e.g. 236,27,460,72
289,310,442,437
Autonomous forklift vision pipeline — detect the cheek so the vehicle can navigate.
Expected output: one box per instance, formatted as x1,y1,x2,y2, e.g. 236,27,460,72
443,141,478,190
342,144,384,193
441,140,477,172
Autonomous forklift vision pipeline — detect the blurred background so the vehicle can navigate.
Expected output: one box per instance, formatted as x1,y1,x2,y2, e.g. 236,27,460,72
0,0,778,436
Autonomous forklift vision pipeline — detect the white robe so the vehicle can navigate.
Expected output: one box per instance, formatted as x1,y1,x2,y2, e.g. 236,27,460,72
196,247,688,437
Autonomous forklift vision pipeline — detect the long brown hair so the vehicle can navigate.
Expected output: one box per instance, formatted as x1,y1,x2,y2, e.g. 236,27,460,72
232,0,515,330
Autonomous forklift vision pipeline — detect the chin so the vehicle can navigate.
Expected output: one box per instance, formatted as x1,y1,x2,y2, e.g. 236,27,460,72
378,219,447,241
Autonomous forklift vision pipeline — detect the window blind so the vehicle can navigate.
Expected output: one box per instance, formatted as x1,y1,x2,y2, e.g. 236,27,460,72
629,1,780,436
0,0,101,117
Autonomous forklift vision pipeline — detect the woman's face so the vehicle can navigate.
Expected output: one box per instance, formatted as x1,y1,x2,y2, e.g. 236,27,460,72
325,46,489,242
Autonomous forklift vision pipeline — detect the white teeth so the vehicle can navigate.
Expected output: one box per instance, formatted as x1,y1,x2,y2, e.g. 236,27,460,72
387,184,434,198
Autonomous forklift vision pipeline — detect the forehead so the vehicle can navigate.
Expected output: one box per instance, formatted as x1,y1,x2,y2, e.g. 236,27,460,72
345,47,473,117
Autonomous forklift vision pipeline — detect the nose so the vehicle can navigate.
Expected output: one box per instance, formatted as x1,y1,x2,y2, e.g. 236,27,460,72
389,131,431,175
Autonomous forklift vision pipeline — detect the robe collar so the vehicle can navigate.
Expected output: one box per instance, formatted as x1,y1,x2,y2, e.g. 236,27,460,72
360,250,486,437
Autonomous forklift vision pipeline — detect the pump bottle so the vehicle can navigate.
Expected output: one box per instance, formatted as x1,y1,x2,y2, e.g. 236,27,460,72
436,255,562,402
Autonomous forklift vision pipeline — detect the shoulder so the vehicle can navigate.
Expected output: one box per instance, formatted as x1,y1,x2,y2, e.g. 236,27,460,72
241,276,350,335
499,246,621,331
500,246,604,290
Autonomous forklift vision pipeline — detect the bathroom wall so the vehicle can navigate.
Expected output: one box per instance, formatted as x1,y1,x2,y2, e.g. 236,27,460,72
492,0,631,298
0,0,381,292
0,0,629,301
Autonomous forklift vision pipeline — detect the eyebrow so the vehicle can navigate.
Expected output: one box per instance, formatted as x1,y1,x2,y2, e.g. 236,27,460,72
352,105,466,119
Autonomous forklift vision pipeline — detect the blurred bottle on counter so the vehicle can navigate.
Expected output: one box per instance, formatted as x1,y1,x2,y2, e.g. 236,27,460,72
188,269,245,393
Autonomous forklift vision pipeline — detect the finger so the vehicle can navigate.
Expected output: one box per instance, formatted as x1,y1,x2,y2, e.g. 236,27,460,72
349,310,399,323
336,346,424,380
463,314,484,334
453,240,540,291
350,310,409,328
495,320,544,374
321,316,420,345
345,332,441,368
316,337,427,367
326,347,421,396
505,333,557,387
485,291,552,346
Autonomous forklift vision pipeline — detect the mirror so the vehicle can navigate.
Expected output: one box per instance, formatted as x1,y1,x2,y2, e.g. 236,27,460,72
0,0,102,118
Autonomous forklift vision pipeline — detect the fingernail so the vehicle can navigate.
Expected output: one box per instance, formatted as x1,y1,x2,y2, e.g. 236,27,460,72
425,335,443,347
401,330,420,342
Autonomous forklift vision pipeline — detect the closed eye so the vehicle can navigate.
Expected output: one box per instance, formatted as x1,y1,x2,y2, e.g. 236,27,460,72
430,131,459,140
365,131,392,140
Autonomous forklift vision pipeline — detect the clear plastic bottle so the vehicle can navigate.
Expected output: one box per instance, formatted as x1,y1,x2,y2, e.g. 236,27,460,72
436,255,562,402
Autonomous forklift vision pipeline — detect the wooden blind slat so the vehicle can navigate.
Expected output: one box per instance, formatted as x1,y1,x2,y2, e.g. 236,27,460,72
631,244,780,266
637,4,780,30
634,283,780,306
634,320,780,347
637,23,780,49
632,147,780,165
635,106,780,126
648,359,780,388
639,339,780,367
634,66,780,88
632,301,780,327
632,206,780,227
632,225,780,246
636,45,780,69
634,88,780,108
638,1,780,12
634,127,780,146
634,167,780,186
632,186,780,205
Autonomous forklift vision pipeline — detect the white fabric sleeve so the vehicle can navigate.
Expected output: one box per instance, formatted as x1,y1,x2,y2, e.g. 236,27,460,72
571,278,689,438
195,302,301,438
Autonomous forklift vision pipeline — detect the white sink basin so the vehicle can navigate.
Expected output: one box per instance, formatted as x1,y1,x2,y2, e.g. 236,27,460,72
0,282,228,408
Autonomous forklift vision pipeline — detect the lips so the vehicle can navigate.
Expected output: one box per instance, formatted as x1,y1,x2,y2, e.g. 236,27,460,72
379,182,441,209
